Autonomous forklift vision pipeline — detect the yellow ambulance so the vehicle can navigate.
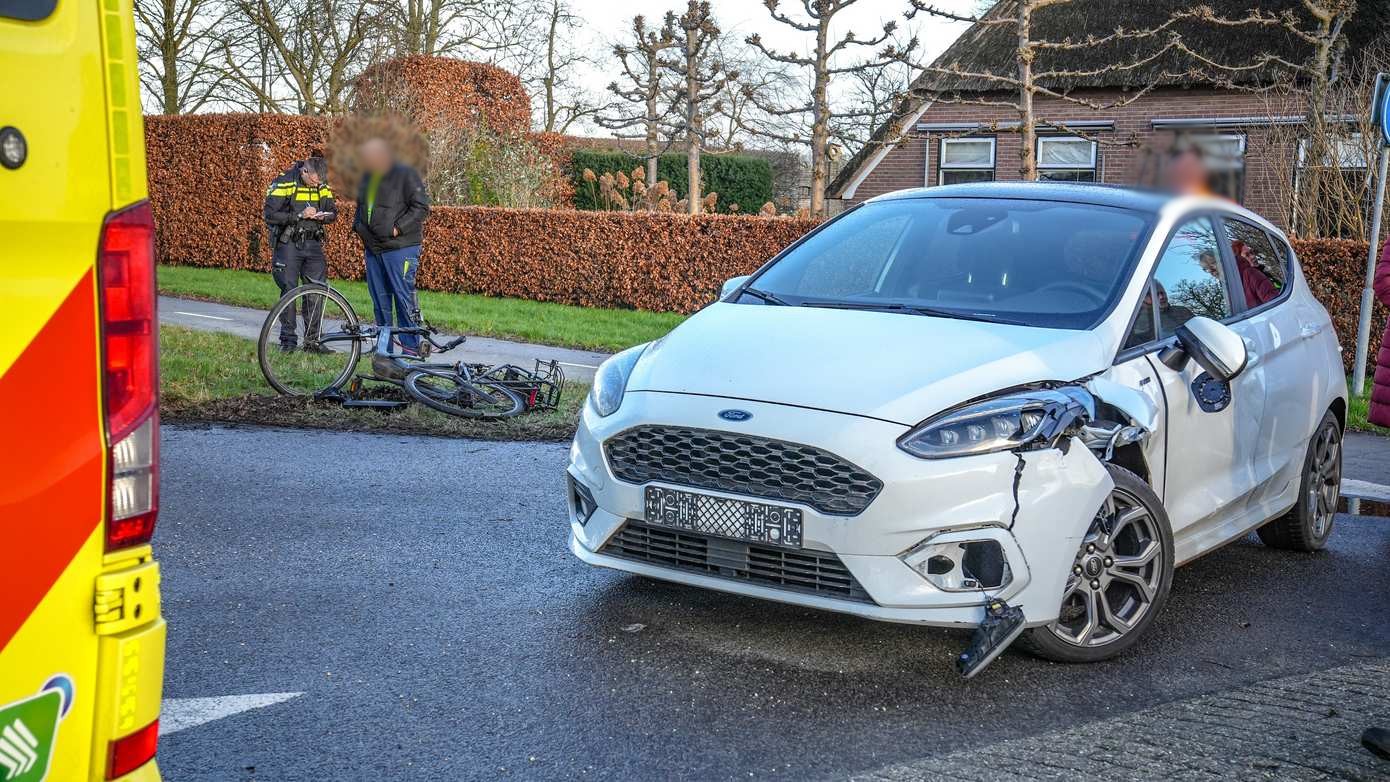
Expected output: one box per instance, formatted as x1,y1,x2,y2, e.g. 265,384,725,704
1,0,165,779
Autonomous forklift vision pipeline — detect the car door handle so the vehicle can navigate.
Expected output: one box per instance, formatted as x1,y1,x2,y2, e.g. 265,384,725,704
1300,323,1324,338
1243,338,1261,368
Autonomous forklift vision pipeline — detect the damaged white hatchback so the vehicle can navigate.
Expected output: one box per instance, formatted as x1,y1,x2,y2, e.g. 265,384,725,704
567,182,1346,677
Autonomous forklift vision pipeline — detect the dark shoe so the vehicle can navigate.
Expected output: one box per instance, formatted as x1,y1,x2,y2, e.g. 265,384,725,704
279,343,297,353
1364,727,1390,761
302,343,335,355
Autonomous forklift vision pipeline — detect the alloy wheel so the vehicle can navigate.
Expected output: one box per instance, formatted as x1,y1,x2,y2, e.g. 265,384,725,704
1308,423,1341,538
1049,488,1164,648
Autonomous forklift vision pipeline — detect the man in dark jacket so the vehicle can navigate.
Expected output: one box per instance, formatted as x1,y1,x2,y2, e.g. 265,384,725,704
264,156,336,352
352,138,430,353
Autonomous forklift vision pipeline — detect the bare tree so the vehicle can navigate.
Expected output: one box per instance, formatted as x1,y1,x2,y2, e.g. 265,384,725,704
219,0,381,114
907,0,1199,180
134,0,233,113
661,1,737,214
527,0,599,133
833,35,915,154
368,0,545,59
745,0,914,217
598,15,679,186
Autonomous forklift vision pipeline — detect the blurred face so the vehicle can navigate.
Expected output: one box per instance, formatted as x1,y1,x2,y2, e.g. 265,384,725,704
300,165,322,187
360,139,393,175
1198,251,1219,276
1164,150,1208,195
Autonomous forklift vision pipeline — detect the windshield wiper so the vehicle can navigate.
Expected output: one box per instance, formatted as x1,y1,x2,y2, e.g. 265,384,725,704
741,287,792,306
800,300,1028,325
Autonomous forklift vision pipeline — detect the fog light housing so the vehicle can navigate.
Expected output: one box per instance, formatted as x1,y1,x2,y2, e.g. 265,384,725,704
569,475,598,525
902,539,1012,591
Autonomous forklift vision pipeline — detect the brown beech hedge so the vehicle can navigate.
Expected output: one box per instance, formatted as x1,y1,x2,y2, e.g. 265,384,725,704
1295,238,1385,376
147,114,1382,366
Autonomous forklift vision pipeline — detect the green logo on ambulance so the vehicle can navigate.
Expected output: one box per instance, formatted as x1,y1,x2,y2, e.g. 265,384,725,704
0,676,73,782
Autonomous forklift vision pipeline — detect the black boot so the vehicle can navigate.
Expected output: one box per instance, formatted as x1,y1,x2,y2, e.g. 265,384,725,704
1364,727,1390,761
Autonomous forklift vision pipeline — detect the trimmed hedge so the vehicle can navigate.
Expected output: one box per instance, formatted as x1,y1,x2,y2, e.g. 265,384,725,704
351,56,531,135
1295,238,1385,376
145,113,1383,338
569,149,774,214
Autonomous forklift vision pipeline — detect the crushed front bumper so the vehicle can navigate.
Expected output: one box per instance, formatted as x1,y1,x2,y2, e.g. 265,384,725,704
568,391,1113,628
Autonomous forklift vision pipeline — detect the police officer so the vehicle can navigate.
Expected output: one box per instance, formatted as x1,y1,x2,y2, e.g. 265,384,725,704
264,156,336,352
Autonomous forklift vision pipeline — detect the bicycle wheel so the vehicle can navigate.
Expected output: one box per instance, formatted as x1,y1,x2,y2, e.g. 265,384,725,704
258,284,364,396
404,368,525,419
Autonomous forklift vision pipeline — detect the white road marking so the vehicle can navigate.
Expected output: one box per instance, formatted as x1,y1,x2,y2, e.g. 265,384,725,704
159,692,304,736
558,361,599,369
173,311,234,321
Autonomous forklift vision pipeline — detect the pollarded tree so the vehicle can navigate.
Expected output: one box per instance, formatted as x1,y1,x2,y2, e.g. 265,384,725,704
597,15,680,186
907,0,1200,180
745,0,915,217
660,1,738,214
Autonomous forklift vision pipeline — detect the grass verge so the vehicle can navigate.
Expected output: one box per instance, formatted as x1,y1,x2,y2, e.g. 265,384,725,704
1348,379,1377,433
162,325,584,441
158,264,685,354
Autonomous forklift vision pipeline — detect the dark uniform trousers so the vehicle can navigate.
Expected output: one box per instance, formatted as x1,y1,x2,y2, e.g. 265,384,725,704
272,237,328,345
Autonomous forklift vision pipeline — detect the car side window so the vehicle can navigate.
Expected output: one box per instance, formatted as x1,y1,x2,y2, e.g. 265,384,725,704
1221,217,1286,309
1123,216,1230,349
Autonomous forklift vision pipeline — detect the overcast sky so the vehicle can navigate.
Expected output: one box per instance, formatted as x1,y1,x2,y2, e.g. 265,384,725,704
559,0,979,134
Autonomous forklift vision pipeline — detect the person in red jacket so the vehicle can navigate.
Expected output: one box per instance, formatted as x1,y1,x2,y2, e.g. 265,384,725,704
1361,244,1390,763
1369,238,1390,429
1231,240,1279,306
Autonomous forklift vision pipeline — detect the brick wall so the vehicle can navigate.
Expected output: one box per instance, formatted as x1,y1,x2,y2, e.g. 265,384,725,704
846,88,1298,229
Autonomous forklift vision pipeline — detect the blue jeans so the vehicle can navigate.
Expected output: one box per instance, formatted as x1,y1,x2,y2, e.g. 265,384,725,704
364,245,421,351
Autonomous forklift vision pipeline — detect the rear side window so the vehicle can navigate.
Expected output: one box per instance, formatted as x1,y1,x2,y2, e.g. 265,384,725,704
1221,217,1286,309
0,0,57,20
1123,216,1230,349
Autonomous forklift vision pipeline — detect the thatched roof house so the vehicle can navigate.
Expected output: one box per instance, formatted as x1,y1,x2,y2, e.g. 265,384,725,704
830,0,1388,230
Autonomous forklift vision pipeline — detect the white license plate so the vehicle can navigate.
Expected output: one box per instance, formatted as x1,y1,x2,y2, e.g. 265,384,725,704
643,486,803,548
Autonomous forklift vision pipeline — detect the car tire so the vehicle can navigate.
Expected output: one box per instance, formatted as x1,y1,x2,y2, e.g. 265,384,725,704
1256,410,1341,552
1017,464,1175,664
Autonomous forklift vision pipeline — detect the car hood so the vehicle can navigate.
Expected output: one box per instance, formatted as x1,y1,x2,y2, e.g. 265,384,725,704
628,302,1113,426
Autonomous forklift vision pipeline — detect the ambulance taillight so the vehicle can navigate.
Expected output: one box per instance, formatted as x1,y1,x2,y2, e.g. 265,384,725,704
99,201,159,550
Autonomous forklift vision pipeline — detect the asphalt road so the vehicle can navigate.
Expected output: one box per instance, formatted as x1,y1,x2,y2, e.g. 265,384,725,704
157,425,1390,781
160,296,611,381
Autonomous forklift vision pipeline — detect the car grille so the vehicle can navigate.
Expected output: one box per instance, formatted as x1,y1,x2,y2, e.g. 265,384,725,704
600,521,875,604
603,426,882,516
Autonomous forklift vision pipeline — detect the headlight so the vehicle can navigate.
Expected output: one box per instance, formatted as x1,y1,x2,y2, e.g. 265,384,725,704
897,388,1092,459
589,343,648,417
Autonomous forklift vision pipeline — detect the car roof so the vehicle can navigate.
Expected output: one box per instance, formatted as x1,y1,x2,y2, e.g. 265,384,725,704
868,182,1174,213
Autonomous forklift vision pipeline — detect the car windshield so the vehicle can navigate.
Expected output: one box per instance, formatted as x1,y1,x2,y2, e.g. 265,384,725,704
744,197,1154,330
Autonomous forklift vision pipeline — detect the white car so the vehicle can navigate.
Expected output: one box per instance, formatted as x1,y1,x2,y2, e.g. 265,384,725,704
567,182,1345,674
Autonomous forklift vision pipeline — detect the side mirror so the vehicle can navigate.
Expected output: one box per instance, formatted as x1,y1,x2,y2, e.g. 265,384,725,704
1163,316,1248,381
720,275,751,300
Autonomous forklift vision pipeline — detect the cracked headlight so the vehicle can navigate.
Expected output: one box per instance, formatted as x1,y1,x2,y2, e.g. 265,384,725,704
897,388,1093,459
588,343,648,417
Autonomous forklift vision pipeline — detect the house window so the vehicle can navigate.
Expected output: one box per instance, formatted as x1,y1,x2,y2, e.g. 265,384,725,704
938,138,995,185
1036,136,1097,182
1294,133,1369,238
1193,134,1245,202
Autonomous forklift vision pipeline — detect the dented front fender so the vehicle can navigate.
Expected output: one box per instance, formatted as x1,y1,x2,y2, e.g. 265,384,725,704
1009,438,1114,625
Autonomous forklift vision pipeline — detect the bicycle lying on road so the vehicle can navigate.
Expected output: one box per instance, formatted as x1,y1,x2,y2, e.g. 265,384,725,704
256,283,563,420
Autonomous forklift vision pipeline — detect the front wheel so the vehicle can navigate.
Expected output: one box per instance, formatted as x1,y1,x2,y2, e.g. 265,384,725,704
1017,464,1175,664
258,284,363,396
404,368,525,420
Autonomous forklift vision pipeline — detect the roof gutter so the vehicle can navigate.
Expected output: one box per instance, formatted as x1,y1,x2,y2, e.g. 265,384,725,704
916,120,1116,132
1151,114,1358,130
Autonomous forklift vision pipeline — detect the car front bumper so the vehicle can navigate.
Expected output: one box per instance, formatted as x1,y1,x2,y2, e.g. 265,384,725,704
568,390,1113,628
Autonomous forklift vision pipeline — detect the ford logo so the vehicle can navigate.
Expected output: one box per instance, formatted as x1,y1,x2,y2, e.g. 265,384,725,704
718,409,753,422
